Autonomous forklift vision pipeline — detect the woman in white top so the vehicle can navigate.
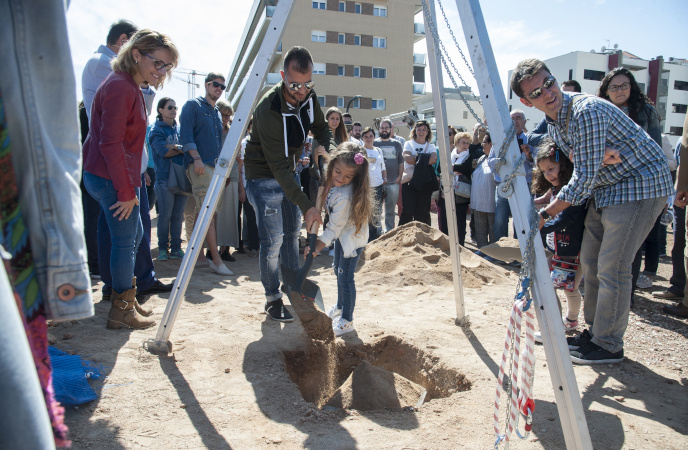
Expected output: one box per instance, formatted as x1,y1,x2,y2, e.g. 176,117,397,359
399,120,437,226
362,127,386,240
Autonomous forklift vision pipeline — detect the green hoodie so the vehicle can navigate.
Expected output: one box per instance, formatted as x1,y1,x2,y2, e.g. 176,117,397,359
244,81,335,214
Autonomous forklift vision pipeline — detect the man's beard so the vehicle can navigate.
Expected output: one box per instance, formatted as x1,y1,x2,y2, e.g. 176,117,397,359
380,131,390,139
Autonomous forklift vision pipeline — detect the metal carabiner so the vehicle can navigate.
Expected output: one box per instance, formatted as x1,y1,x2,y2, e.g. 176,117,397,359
515,407,533,439
494,434,506,449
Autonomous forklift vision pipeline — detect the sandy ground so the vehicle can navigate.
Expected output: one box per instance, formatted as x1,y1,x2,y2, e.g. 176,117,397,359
55,211,688,449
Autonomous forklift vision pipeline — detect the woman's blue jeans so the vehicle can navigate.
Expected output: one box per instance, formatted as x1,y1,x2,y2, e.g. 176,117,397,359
83,172,143,293
154,180,188,252
333,241,363,322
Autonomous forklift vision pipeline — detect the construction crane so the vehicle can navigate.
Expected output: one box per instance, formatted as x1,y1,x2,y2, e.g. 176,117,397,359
373,108,420,132
172,68,209,99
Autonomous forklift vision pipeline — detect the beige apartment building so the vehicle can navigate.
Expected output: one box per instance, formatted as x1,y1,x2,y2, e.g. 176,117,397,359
227,0,426,135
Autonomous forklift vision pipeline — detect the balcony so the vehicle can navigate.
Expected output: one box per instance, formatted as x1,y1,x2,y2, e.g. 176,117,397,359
414,22,425,43
413,53,426,67
413,82,426,96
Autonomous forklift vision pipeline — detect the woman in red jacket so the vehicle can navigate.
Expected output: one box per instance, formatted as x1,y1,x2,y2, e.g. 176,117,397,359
83,29,178,329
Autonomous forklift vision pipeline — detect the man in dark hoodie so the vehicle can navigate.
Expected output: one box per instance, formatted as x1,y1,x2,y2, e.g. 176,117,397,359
244,46,335,322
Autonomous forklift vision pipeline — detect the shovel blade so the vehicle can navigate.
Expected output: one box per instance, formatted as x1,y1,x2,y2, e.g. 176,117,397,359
280,264,324,311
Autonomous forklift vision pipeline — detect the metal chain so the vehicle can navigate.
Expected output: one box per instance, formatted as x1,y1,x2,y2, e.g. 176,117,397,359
435,0,477,80
420,0,485,128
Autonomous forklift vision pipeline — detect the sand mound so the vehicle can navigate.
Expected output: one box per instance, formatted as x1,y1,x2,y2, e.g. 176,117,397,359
358,221,510,289
288,292,334,342
324,360,425,410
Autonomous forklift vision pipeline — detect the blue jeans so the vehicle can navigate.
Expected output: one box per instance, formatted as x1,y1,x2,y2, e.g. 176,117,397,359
334,241,363,322
383,183,399,232
154,180,188,252
246,177,301,301
581,197,666,353
669,204,686,294
493,192,511,241
84,172,145,294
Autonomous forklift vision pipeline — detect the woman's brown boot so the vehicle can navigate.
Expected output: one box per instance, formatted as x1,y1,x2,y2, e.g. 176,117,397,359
106,287,156,330
130,277,153,317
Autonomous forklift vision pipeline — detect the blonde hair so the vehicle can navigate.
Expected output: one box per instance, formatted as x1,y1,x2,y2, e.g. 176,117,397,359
216,99,233,131
112,29,179,89
454,131,472,147
323,142,373,236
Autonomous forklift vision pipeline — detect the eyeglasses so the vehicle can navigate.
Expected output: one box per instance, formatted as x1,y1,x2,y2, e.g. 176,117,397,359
379,126,391,131
221,113,232,118
166,105,177,111
208,81,226,90
511,116,526,122
141,52,174,72
526,76,556,100
286,80,315,91
608,82,631,92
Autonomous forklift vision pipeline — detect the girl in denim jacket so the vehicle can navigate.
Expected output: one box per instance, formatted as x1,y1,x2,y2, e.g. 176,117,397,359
305,142,373,336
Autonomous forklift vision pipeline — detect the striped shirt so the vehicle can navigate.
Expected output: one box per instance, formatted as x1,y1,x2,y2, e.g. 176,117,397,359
548,93,673,208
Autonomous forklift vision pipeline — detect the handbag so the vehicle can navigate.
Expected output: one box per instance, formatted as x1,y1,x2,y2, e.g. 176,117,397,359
452,174,471,198
550,256,579,291
168,162,193,196
401,142,429,184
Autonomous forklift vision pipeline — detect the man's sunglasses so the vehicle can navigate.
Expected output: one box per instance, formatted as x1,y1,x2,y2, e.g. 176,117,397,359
286,81,315,91
166,105,178,111
208,81,226,90
141,52,174,72
527,76,556,100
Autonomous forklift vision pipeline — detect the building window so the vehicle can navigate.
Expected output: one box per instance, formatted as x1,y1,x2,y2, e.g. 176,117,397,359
311,30,326,43
354,66,360,77
675,80,688,91
339,1,345,11
318,96,326,106
313,63,326,75
373,37,386,48
354,35,361,46
355,3,362,13
338,33,345,44
374,5,387,16
583,69,605,81
673,104,688,114
352,98,360,109
568,69,573,81
463,111,468,120
371,99,385,110
670,126,684,135
337,97,345,108
372,67,387,79
312,1,326,9
338,66,345,76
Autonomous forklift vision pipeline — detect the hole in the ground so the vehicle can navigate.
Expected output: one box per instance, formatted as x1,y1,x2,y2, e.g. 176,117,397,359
282,336,471,411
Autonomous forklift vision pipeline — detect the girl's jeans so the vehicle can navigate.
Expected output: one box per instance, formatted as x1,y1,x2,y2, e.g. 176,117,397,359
333,240,363,322
154,180,188,252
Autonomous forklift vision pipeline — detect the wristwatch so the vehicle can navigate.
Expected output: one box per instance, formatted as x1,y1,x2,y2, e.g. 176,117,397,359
538,208,551,221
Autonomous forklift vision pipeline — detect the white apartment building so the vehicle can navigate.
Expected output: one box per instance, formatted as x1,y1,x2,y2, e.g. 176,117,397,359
413,86,484,135
506,51,688,146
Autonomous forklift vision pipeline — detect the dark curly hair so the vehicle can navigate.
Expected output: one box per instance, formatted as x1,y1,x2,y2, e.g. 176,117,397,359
531,137,574,196
597,67,654,125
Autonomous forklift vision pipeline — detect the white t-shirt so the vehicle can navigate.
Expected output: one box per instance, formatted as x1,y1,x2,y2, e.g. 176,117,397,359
365,146,385,187
403,139,436,171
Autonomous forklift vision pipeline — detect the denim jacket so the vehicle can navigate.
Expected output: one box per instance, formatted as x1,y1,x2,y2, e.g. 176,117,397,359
319,184,368,258
150,119,184,181
0,0,93,320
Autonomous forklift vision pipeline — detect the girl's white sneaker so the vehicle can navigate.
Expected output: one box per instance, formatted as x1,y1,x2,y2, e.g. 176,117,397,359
333,317,354,336
326,304,342,319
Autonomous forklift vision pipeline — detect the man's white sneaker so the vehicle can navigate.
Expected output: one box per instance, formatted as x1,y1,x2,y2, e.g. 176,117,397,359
326,304,343,319
209,261,234,275
333,317,354,336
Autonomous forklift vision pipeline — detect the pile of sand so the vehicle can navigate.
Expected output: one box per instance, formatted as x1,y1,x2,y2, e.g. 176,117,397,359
324,360,425,410
358,221,510,289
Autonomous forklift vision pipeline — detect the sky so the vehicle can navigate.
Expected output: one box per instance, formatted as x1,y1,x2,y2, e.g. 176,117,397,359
66,0,687,117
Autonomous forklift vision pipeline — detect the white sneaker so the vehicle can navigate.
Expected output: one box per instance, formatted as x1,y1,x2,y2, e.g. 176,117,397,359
326,304,342,319
329,249,335,257
209,261,234,275
636,274,653,289
534,332,543,344
333,317,354,336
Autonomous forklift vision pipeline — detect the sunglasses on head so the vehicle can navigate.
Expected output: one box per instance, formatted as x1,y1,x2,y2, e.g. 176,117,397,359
527,76,556,100
286,81,315,91
208,80,226,90
166,105,177,111
141,52,174,72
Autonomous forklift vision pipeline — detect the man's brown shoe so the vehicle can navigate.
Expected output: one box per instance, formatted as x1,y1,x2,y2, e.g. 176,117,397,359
662,303,688,318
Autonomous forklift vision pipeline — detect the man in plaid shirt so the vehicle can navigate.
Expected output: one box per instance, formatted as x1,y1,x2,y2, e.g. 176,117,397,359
511,58,673,364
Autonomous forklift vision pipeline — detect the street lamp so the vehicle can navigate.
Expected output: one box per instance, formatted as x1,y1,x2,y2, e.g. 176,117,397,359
346,95,362,114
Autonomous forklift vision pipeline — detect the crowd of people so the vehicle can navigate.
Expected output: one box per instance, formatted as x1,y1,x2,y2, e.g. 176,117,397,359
75,19,686,358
